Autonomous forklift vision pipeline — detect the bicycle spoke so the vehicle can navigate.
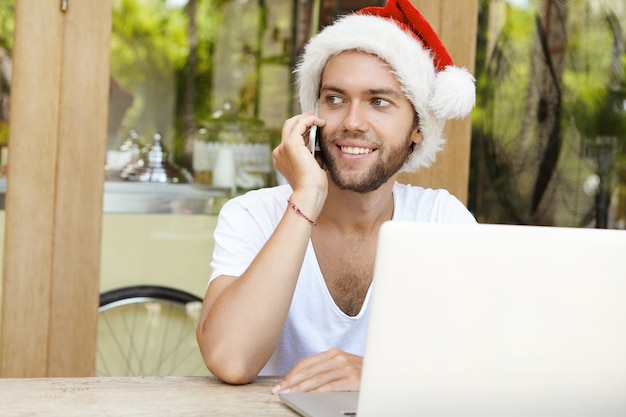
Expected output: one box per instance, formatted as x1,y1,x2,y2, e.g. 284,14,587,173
96,287,210,377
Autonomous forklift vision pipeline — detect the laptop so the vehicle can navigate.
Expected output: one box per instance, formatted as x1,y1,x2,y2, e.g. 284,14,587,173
281,222,626,416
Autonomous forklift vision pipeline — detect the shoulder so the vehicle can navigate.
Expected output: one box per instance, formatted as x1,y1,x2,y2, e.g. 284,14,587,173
392,182,476,223
218,185,292,224
223,185,292,210
212,185,293,262
392,182,456,203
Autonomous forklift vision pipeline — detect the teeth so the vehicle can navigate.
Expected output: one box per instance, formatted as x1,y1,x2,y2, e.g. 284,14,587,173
341,146,373,155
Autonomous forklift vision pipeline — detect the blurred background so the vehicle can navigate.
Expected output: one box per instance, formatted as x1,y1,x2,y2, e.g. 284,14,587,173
0,0,624,377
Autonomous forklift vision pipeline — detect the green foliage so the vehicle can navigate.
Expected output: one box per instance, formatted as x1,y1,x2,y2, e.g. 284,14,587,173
472,0,626,226
176,0,225,125
474,2,535,129
111,0,190,82
109,0,227,156
572,87,626,138
0,122,7,147
0,0,15,53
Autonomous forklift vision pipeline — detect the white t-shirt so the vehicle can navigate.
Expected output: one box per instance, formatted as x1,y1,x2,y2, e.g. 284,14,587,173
209,183,476,375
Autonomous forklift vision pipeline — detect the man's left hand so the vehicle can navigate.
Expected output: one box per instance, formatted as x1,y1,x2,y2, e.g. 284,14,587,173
271,348,362,393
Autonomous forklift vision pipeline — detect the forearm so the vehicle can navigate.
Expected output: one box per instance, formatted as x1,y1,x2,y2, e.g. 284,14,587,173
197,206,315,383
198,109,328,383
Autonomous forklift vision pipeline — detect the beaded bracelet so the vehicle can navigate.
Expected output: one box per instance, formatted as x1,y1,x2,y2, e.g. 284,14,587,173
287,199,318,226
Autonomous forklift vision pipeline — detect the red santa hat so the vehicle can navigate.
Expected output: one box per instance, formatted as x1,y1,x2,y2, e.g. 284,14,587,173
295,0,476,172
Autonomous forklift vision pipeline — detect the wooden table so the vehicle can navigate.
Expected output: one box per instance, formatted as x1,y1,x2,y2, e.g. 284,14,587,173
0,376,297,416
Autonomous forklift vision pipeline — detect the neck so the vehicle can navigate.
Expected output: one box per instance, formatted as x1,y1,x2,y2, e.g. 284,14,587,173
316,176,396,234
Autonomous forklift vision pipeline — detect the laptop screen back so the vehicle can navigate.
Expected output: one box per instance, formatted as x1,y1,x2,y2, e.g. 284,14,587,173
357,222,626,417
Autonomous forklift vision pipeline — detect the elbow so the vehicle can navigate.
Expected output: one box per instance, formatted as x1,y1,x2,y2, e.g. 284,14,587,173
196,326,261,385
209,360,259,386
202,349,261,385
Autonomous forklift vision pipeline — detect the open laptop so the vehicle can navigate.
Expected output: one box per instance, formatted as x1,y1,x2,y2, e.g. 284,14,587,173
281,222,626,416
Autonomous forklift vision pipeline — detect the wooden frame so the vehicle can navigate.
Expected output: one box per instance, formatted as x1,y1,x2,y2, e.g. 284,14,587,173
0,0,111,377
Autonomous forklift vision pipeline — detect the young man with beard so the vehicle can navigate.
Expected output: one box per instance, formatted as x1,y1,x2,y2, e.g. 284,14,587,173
196,0,477,393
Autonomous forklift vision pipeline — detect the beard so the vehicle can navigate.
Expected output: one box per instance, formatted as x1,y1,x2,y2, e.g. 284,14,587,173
317,131,413,193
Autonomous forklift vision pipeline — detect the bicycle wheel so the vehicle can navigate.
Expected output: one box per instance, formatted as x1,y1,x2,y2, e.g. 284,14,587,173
96,285,211,377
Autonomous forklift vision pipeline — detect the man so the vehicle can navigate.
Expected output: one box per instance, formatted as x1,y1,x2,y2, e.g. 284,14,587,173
196,0,476,393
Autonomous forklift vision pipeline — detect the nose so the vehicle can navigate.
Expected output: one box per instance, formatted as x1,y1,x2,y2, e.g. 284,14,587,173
341,102,368,132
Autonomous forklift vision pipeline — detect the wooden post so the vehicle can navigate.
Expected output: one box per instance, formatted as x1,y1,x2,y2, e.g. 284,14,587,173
398,0,479,204
0,0,111,377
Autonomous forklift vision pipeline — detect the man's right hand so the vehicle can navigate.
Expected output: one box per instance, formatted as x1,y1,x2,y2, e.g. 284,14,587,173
272,112,328,214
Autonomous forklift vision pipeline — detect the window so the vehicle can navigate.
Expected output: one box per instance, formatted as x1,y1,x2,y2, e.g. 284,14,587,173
470,0,626,228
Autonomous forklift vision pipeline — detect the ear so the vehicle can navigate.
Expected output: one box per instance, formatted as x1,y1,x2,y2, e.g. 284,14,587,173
410,128,423,146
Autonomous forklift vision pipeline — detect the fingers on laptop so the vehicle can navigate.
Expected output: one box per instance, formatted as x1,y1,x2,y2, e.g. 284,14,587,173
272,348,362,393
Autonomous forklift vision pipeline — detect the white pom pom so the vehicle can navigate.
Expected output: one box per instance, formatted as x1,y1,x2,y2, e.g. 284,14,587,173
430,66,476,120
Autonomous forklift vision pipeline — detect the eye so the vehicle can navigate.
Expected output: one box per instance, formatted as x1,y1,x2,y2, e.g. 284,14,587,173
372,98,391,107
326,95,343,105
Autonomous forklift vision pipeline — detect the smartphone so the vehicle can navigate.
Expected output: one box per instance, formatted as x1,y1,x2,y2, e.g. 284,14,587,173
308,125,318,155
308,103,321,156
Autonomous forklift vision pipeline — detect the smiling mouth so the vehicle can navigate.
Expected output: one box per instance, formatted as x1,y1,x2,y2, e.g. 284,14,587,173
340,146,374,155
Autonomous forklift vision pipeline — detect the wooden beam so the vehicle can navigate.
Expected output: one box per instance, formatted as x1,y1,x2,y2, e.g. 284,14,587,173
48,0,111,377
398,0,479,204
0,0,111,377
0,0,64,378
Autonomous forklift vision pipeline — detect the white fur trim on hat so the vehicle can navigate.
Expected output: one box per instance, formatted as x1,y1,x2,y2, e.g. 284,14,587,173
295,14,475,172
